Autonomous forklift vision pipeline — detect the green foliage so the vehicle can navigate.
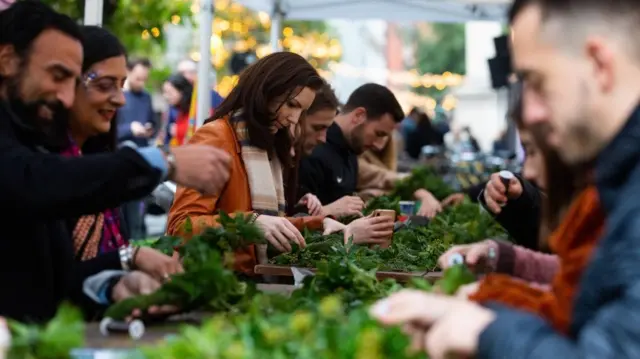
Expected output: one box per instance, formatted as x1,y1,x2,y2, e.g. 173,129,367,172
414,23,466,98
7,304,84,359
13,207,483,358
273,202,507,271
390,167,455,201
137,263,475,359
104,212,265,320
40,0,193,57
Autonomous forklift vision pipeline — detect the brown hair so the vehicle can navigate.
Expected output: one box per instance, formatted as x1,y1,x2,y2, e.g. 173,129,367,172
307,82,339,116
205,52,324,171
286,82,339,214
509,82,589,246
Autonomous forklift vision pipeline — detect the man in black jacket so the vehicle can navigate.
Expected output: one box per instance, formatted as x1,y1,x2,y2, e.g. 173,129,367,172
0,1,232,322
298,83,404,213
298,83,443,218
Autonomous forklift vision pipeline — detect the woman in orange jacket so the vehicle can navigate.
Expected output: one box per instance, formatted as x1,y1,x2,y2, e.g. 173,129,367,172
167,53,349,275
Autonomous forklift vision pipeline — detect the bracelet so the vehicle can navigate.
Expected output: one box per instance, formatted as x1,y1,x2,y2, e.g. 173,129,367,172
132,246,142,270
118,245,134,271
250,212,260,224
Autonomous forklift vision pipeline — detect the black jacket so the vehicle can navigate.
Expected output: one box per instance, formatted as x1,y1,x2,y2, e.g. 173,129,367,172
0,102,162,322
479,174,543,250
298,123,358,205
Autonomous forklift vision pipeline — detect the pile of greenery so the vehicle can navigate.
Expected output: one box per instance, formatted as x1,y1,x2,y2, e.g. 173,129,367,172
9,211,481,358
274,201,507,271
6,304,84,359
105,213,265,321
391,167,455,201
138,264,475,359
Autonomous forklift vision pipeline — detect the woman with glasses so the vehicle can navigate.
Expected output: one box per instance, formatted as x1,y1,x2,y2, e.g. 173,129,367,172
62,25,182,283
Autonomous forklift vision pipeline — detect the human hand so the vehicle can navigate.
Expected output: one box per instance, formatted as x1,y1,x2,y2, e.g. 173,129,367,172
130,121,147,137
371,290,457,327
255,215,306,252
133,247,184,282
169,123,177,138
455,282,480,299
298,193,323,216
322,196,364,217
344,215,394,245
414,189,442,218
483,172,523,214
423,301,495,359
441,193,465,208
111,271,178,321
322,217,346,235
170,145,231,196
144,123,154,137
437,239,498,272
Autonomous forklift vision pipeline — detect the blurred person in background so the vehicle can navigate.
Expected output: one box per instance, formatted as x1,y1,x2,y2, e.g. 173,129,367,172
398,107,420,143
117,58,155,147
405,111,444,159
118,58,155,239
357,135,398,201
161,73,193,146
177,58,224,110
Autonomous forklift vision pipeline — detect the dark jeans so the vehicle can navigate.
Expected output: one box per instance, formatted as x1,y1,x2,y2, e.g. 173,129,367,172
122,200,146,240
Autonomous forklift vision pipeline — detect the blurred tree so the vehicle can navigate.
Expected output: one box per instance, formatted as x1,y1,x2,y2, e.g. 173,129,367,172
413,23,465,98
41,0,192,58
42,0,339,94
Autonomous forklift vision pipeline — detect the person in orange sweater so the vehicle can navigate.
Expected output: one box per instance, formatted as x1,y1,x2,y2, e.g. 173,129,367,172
167,53,374,276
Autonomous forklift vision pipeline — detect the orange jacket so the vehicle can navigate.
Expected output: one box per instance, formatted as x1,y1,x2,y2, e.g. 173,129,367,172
167,117,324,275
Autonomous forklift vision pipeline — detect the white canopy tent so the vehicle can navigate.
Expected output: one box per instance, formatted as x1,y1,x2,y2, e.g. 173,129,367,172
83,0,511,127
238,0,510,22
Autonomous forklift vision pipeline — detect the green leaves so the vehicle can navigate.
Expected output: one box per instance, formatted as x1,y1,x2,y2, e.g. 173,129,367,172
141,294,427,359
273,202,507,272
105,211,264,320
7,303,84,359
391,167,455,201
136,265,473,359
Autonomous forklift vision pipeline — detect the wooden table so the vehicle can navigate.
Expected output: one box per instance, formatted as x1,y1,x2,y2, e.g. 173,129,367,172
254,264,443,283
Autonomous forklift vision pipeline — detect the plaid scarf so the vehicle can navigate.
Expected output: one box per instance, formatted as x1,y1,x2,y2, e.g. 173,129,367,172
229,114,286,216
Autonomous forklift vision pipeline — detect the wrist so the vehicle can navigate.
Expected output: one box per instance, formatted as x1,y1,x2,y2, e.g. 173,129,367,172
162,148,176,181
105,275,123,303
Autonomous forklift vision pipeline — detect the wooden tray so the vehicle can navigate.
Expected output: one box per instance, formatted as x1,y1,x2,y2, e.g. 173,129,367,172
255,264,443,283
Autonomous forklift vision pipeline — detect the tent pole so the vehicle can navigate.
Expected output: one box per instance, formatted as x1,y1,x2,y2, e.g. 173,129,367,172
83,0,103,26
196,0,214,127
270,0,283,52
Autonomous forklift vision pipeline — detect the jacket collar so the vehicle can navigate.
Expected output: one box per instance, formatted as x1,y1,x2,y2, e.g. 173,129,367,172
326,122,353,155
595,105,640,213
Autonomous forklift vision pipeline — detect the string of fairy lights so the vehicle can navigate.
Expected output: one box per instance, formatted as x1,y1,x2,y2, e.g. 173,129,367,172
141,0,463,111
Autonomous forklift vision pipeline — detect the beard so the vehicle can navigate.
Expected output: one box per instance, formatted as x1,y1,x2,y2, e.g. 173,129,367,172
349,123,366,155
5,74,70,147
556,83,599,166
